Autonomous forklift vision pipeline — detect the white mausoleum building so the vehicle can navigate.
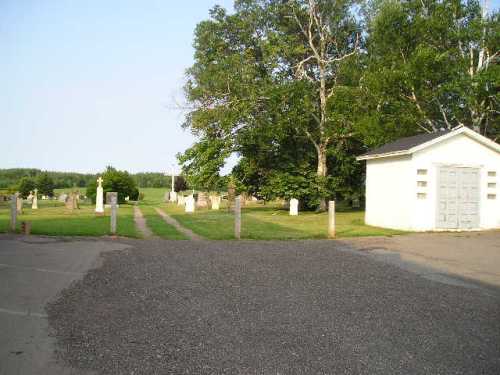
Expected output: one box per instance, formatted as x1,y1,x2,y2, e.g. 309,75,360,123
357,126,500,231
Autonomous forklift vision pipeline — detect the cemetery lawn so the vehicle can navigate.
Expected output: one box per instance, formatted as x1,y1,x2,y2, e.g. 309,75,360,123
0,201,139,237
160,202,404,240
139,205,188,240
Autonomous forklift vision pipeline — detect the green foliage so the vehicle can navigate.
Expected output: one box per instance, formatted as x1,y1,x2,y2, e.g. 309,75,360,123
36,173,55,197
360,0,499,140
174,175,188,192
0,168,95,189
86,167,139,204
18,177,36,198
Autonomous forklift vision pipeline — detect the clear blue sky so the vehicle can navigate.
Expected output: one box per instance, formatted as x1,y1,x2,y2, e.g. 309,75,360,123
0,0,234,174
1,0,498,174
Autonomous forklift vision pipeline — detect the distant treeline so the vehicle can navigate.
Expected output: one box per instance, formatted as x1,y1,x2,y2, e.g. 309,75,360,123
0,169,178,189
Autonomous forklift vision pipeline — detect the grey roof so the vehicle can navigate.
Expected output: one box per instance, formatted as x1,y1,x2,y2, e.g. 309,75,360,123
360,130,452,157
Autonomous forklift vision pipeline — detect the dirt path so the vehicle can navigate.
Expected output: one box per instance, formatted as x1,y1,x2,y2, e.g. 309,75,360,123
154,207,202,241
133,206,155,239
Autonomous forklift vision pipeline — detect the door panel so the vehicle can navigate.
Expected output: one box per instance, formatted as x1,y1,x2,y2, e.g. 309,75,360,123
437,167,480,229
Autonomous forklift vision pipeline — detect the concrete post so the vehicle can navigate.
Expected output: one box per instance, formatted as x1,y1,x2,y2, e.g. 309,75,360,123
110,193,117,235
10,194,17,232
234,196,241,240
328,200,336,238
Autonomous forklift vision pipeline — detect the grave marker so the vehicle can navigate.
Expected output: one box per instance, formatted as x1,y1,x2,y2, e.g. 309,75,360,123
328,201,336,238
109,192,118,235
234,196,241,239
95,177,104,214
32,189,38,210
289,198,298,216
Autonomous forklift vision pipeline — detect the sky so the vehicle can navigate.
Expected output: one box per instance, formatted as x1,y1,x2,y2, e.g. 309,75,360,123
1,0,499,175
0,0,234,174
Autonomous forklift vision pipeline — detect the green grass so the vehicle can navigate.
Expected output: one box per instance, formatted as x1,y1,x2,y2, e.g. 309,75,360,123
161,201,403,240
0,202,139,237
139,205,188,240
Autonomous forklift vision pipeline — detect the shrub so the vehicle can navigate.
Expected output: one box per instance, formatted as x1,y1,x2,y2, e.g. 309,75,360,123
86,167,139,204
18,177,36,198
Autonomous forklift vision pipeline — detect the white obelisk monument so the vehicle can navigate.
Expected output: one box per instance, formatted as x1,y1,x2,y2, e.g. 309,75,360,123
32,188,38,210
95,177,104,214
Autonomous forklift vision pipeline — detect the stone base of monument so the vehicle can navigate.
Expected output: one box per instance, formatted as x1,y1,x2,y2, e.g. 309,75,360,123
95,212,105,216
104,204,119,209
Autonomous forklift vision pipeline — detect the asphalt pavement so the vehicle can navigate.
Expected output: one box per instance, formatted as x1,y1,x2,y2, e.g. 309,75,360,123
41,238,500,375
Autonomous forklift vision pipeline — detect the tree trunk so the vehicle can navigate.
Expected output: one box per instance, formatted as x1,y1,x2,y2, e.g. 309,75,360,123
317,144,327,211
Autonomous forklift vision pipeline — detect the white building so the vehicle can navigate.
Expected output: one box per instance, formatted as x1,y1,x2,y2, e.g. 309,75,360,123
357,126,500,231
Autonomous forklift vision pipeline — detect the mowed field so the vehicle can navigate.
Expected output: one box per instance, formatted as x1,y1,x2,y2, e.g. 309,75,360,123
140,188,403,240
0,199,138,237
0,188,403,239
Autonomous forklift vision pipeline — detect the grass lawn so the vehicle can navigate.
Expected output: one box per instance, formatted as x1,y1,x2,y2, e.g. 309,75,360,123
161,201,404,240
0,200,139,237
139,205,188,240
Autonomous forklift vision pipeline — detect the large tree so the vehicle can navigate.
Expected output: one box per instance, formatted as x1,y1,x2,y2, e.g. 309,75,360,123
360,0,499,145
179,0,363,208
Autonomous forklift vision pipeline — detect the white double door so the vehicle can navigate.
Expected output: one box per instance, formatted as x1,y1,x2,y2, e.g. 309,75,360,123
437,166,480,229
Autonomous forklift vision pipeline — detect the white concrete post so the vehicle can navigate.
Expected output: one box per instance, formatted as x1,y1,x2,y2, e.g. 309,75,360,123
328,200,336,238
234,196,241,240
110,193,117,235
10,194,17,232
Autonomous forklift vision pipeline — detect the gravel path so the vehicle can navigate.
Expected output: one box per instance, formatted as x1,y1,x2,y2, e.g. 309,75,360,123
46,239,500,375
155,207,202,240
133,206,155,239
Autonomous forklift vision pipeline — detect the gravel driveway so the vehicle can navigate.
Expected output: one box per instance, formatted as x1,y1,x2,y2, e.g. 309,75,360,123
46,239,500,375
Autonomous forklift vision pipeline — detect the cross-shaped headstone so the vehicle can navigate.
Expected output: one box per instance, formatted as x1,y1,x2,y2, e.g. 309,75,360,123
97,177,103,187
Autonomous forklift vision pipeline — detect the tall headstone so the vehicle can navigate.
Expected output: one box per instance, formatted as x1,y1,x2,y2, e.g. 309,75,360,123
185,195,195,213
27,191,34,204
164,191,170,203
16,193,23,214
95,177,104,214
210,195,221,210
32,189,38,210
109,192,118,235
289,198,298,216
169,169,176,202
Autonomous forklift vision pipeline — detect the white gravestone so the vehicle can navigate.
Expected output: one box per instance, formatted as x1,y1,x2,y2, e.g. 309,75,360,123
95,177,104,214
177,195,185,206
32,189,38,210
170,191,177,203
59,193,68,202
164,191,169,203
27,191,34,204
289,198,299,216
185,195,195,213
211,195,221,210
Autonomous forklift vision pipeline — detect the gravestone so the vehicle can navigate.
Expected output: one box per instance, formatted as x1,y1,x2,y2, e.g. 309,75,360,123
65,192,79,210
185,195,195,213
177,195,185,206
95,177,104,214
59,193,68,203
196,192,209,208
16,193,23,214
164,191,170,203
32,189,38,210
27,191,34,204
170,191,177,203
289,198,299,216
210,195,221,210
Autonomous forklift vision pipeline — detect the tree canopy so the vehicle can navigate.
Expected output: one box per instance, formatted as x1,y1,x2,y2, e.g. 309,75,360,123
178,0,499,209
